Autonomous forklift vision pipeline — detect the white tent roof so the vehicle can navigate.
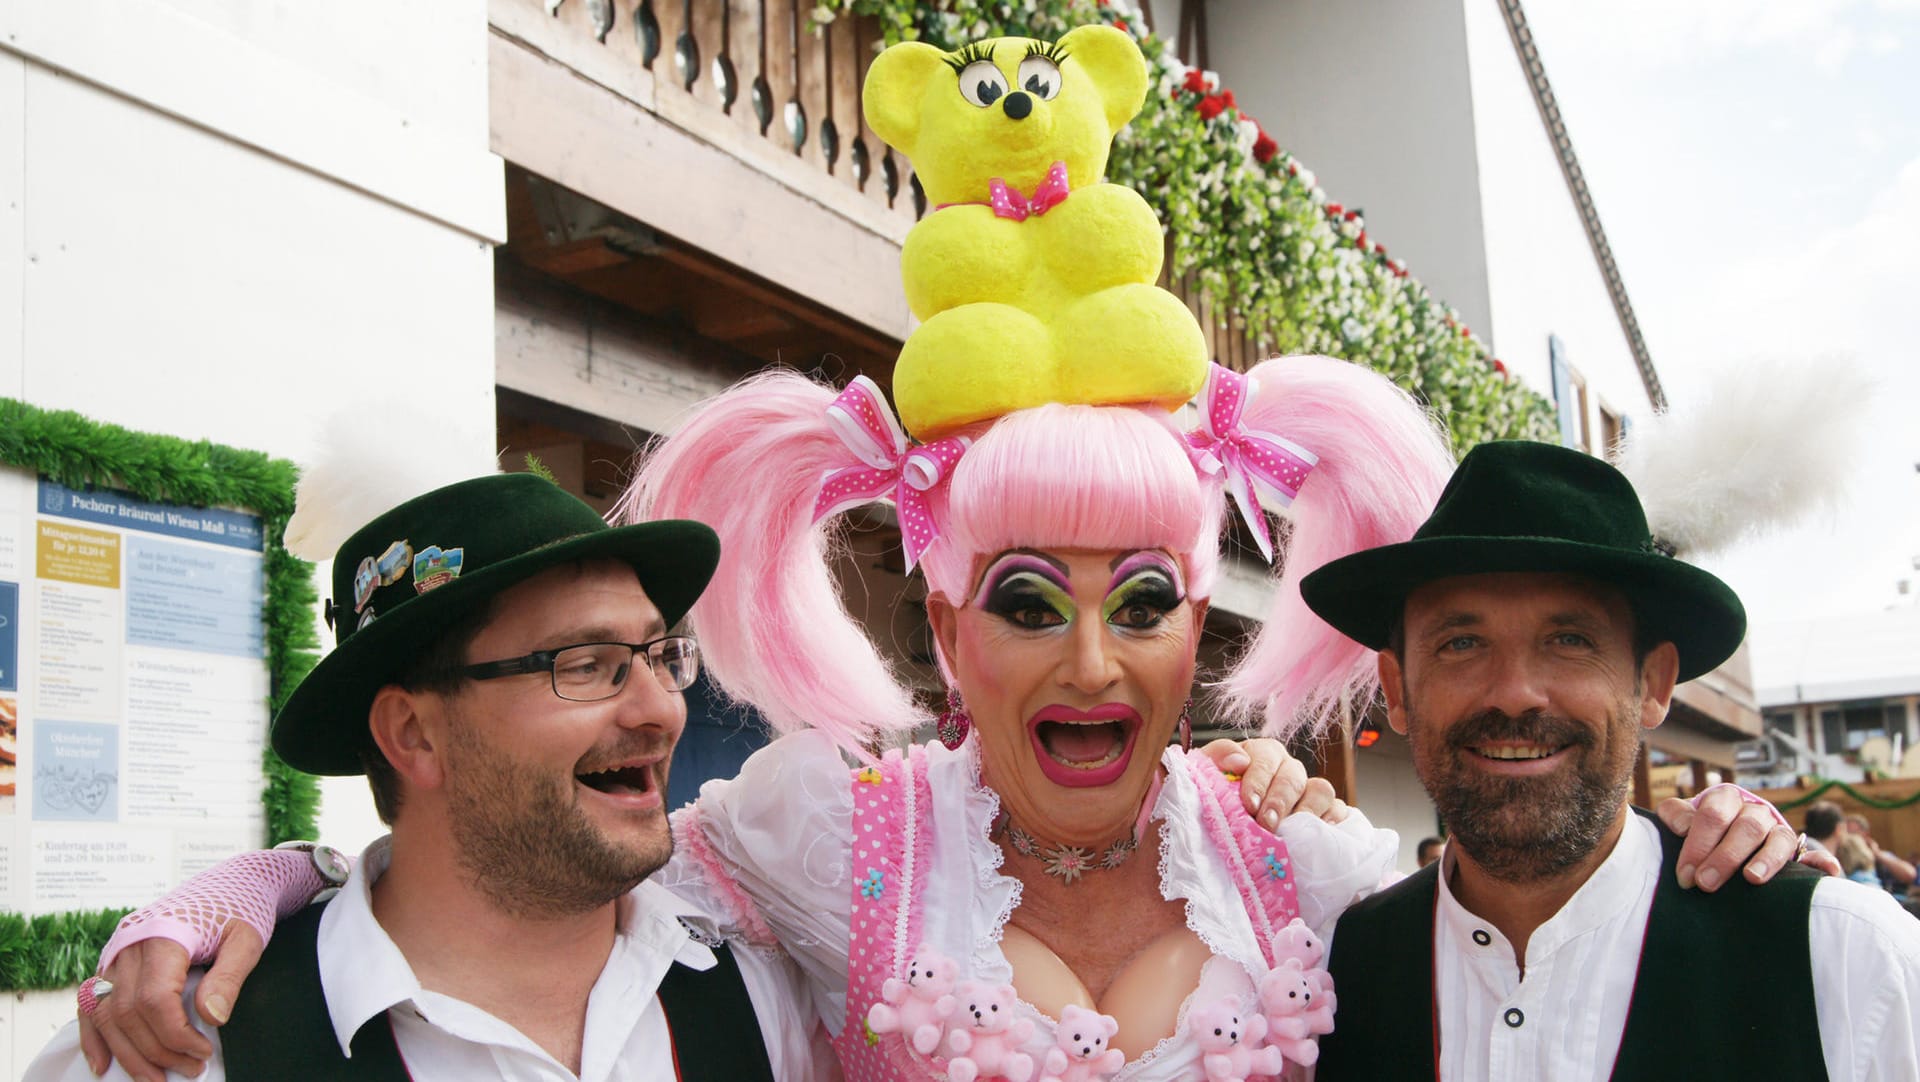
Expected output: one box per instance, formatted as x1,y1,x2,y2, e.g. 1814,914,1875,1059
1752,606,1920,708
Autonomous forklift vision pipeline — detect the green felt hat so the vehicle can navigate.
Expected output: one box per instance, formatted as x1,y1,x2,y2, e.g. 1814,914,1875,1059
1299,440,1744,682
273,473,719,775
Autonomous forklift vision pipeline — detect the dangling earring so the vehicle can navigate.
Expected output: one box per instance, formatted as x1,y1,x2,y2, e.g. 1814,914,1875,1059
937,688,972,750
1179,699,1193,752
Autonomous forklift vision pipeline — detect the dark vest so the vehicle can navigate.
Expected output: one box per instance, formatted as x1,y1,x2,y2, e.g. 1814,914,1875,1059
1316,808,1826,1081
221,900,776,1081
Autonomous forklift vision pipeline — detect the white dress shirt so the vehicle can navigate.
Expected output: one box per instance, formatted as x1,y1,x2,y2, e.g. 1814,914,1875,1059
1429,814,1920,1082
23,837,834,1082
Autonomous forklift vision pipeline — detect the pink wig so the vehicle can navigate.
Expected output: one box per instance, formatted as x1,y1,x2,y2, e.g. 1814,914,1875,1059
617,370,927,751
618,356,1451,754
1216,356,1455,738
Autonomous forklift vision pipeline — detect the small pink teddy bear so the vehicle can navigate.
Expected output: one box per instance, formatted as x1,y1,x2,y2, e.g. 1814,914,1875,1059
1268,917,1325,970
1038,1004,1125,1082
1187,998,1283,1082
865,944,958,1055
1257,959,1332,1066
946,979,1037,1082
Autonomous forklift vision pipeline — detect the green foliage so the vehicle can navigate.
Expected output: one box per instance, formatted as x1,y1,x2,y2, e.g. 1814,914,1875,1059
811,0,1560,451
0,909,132,991
0,398,320,988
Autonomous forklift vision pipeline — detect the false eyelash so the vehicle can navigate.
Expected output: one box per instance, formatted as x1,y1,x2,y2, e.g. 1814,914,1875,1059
943,41,996,74
1025,40,1071,65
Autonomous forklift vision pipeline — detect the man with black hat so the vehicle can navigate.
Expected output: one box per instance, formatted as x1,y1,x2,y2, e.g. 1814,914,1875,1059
25,473,822,1080
1303,441,1920,1081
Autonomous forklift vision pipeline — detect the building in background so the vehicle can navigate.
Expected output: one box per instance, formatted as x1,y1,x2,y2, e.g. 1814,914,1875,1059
1,0,1767,1057
1745,607,1920,788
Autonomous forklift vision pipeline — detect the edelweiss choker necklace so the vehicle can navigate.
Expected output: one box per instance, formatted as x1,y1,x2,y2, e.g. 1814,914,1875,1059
999,819,1139,884
992,774,1164,885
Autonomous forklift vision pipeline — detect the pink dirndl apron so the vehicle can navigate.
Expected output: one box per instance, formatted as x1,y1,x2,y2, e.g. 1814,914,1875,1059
834,744,1310,1081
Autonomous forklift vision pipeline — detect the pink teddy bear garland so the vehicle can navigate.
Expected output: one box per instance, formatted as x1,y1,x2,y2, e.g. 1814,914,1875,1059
867,920,1336,1082
1185,918,1338,1082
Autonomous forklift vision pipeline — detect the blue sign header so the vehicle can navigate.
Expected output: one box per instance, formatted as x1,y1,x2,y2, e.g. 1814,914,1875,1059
38,480,264,552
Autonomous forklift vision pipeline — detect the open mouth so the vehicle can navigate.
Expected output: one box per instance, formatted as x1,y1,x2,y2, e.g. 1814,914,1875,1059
1036,720,1128,768
575,760,661,806
1027,705,1141,788
1471,744,1561,761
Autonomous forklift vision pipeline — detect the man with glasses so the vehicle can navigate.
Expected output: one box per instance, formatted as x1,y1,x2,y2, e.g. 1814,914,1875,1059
26,473,824,1081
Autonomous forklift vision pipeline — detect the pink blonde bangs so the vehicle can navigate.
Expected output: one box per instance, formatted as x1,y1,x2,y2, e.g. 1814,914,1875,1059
919,404,1220,603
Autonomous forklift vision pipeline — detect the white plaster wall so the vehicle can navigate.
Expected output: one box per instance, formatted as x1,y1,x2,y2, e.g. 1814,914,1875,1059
1353,731,1441,876
1460,1,1654,427
1202,0,1496,342
1,2,498,1068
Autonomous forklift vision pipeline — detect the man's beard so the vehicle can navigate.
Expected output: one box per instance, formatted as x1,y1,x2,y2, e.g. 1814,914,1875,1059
1406,704,1635,884
442,717,674,918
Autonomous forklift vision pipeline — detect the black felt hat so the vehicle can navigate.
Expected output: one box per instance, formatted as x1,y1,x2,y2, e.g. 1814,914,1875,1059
273,473,719,775
1299,440,1745,682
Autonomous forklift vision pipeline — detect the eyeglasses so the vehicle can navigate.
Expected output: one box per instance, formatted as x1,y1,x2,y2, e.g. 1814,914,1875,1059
460,636,701,701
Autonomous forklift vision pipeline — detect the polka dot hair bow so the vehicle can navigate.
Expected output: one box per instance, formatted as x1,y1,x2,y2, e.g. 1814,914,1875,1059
1185,363,1320,563
813,375,970,571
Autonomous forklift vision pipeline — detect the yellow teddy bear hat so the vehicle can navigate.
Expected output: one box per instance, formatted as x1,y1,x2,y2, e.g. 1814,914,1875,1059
864,25,1210,439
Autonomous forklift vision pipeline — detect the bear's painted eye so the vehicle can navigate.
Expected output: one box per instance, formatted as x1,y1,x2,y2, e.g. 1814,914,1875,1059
1017,55,1061,100
958,60,1008,108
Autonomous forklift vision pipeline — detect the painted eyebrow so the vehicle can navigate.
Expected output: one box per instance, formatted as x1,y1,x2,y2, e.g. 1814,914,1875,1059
1106,551,1182,594
970,549,1071,596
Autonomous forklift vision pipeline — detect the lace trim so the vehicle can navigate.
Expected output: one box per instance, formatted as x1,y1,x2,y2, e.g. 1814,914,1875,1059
959,735,1024,980
671,807,779,948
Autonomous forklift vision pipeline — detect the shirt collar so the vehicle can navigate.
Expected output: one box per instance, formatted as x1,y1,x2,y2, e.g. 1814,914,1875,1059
1436,811,1660,970
315,836,719,1059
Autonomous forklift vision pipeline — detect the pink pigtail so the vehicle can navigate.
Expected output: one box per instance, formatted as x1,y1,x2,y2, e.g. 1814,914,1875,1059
615,370,927,753
1218,355,1455,739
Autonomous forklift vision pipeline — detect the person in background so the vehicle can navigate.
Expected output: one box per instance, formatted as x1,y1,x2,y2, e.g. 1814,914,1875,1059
1416,836,1445,869
1804,799,1847,856
1846,812,1918,892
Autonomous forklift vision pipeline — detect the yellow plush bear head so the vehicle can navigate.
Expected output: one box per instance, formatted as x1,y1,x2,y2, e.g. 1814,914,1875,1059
863,24,1149,205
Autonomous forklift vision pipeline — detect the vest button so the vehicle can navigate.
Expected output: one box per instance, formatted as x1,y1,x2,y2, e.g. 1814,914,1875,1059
1504,1008,1524,1028
1472,929,1491,946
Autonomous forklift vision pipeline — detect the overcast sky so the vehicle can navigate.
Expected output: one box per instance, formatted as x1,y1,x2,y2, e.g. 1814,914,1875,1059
1521,1,1920,650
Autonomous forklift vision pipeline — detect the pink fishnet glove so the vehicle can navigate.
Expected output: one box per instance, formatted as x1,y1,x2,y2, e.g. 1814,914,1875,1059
98,848,339,974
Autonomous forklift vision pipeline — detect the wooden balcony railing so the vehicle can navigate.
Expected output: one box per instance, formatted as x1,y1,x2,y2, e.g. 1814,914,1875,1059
492,0,1268,370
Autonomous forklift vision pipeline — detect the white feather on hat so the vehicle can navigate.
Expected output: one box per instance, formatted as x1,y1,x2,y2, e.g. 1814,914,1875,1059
1614,357,1873,558
282,406,500,561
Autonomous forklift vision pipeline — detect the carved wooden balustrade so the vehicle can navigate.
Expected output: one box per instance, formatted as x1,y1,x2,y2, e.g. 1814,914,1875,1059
490,0,1268,371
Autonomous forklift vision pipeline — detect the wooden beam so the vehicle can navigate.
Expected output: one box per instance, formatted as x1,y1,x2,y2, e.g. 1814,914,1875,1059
488,28,913,343
1633,742,1653,809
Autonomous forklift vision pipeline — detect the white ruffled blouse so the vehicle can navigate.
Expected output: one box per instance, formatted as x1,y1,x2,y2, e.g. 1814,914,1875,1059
658,729,1398,1081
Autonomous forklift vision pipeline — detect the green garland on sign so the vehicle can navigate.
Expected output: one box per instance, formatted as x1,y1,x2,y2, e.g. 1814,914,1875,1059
0,397,321,990
813,0,1559,451
1771,779,1920,812
0,908,133,992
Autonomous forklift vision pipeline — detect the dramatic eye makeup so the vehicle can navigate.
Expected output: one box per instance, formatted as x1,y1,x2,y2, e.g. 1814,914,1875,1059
1102,552,1185,627
973,553,1076,629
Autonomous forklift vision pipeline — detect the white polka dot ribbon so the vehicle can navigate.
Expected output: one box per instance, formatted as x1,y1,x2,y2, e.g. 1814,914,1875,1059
813,375,971,571
1185,363,1320,563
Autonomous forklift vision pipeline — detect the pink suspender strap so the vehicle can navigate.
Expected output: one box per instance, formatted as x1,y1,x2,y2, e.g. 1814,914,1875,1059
1186,751,1304,967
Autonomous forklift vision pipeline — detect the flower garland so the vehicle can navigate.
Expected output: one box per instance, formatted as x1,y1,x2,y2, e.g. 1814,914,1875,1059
0,397,321,990
812,0,1558,451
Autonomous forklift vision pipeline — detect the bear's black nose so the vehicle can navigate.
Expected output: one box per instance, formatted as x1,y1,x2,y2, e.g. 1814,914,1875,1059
1002,91,1033,120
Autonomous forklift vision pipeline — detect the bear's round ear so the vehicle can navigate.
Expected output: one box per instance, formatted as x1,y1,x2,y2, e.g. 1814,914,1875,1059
863,41,948,154
1058,24,1148,135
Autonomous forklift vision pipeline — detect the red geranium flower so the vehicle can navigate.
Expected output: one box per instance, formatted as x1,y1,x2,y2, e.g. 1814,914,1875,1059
1326,202,1344,217
1197,94,1229,121
1184,70,1211,93
1112,18,1128,31
1253,132,1279,163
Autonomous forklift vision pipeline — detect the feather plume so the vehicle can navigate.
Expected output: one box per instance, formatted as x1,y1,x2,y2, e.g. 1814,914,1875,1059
1615,357,1871,557
282,405,499,560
